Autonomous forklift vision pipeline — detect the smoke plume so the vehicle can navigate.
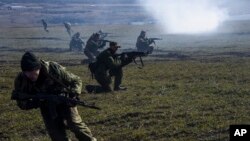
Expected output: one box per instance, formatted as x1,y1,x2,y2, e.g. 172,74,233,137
138,0,228,34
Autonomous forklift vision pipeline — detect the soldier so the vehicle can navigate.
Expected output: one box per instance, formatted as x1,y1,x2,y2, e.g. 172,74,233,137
86,42,133,93
83,33,106,63
136,30,155,54
64,22,72,37
69,32,85,51
97,30,111,39
11,52,97,141
41,19,49,32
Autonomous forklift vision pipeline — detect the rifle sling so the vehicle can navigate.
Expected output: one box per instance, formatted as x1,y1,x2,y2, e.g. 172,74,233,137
43,70,73,95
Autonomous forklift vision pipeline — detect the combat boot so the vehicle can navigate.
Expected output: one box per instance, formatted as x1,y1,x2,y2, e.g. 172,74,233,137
114,86,127,91
85,85,95,93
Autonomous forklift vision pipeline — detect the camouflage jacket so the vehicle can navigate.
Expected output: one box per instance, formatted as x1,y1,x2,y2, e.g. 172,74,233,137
85,38,105,52
95,48,122,75
70,37,84,48
136,36,153,49
12,60,82,110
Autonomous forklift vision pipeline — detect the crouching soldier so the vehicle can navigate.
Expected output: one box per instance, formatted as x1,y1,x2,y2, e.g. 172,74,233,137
86,42,133,93
11,51,97,141
83,33,106,63
69,32,85,51
136,30,155,54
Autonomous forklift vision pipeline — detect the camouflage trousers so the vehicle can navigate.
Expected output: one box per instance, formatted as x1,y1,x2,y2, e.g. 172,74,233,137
40,104,95,141
94,68,123,92
84,49,100,63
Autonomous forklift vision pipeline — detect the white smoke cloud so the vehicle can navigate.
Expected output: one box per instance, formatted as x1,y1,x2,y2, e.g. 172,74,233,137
139,0,229,34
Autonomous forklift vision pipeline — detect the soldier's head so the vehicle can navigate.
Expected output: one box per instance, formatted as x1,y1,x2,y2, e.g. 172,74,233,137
75,32,80,38
140,30,146,37
21,52,41,82
64,22,71,28
98,29,103,34
109,42,120,54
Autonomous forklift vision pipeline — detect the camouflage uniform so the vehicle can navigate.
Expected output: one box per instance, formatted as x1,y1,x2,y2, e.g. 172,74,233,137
69,32,84,51
41,19,49,32
84,34,106,63
92,48,131,92
64,22,72,37
136,31,154,54
12,60,96,141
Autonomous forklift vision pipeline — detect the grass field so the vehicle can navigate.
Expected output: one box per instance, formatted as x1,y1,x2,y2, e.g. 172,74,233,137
1,5,250,140
1,25,250,141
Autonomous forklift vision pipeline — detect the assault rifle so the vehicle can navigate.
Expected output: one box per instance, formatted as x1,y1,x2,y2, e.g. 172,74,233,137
11,92,101,110
116,51,148,68
148,38,162,45
99,32,112,36
148,38,162,41
98,30,112,36
98,39,113,43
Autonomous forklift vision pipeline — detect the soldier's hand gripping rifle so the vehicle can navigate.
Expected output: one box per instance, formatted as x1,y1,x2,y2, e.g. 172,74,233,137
117,51,148,68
